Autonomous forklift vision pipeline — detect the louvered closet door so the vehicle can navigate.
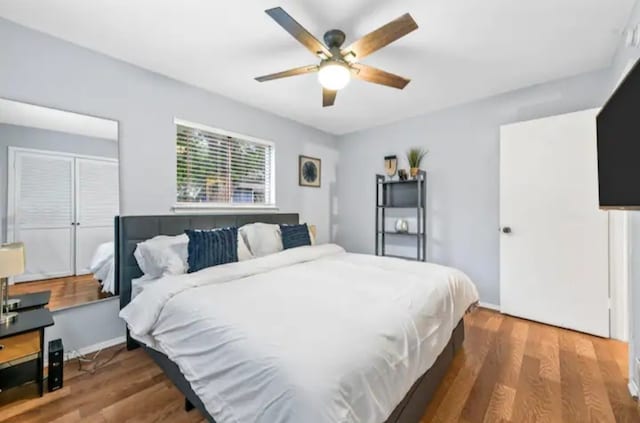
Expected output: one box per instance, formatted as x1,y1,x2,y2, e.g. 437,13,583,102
12,151,75,282
75,158,119,275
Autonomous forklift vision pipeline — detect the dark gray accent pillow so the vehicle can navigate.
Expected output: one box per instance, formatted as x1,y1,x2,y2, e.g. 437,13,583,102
185,227,238,273
279,223,311,250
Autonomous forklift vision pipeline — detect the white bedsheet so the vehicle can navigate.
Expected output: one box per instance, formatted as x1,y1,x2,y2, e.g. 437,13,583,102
131,274,159,299
89,242,115,294
120,244,478,423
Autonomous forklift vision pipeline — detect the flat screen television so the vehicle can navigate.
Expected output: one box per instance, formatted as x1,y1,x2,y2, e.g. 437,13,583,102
597,57,640,209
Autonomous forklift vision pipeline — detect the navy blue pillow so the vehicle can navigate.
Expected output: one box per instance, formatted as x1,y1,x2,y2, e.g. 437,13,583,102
185,227,238,273
279,223,311,250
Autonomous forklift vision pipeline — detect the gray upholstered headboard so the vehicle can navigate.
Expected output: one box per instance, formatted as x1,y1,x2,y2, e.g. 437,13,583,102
116,213,299,311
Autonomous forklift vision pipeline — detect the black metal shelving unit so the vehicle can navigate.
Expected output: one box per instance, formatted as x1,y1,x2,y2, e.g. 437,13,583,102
375,171,426,261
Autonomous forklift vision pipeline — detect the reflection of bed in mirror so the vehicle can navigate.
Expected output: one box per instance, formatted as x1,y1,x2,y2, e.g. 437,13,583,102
0,98,119,310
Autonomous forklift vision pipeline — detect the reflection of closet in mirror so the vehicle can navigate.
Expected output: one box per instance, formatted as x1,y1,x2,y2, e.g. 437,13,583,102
0,98,119,310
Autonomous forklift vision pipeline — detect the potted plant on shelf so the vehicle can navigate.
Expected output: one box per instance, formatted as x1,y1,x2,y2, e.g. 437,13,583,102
406,148,428,178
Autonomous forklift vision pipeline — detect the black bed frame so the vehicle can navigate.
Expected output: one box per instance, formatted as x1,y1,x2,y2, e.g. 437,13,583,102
116,213,465,423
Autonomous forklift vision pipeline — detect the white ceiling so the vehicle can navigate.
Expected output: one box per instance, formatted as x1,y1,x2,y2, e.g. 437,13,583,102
0,0,635,135
0,98,118,140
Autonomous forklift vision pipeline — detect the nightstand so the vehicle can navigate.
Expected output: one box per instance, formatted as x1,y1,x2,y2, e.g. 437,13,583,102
0,308,54,397
6,291,51,312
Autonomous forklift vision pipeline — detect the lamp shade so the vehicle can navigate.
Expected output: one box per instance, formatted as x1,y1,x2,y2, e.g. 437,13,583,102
318,61,351,90
0,242,25,278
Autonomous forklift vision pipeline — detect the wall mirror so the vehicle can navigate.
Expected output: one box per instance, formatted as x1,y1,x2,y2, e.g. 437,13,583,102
0,98,119,310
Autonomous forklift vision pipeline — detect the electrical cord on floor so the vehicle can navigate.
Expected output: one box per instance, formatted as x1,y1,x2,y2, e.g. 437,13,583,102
75,345,126,375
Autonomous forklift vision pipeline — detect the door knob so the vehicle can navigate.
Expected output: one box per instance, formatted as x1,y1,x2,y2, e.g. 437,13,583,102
502,227,512,234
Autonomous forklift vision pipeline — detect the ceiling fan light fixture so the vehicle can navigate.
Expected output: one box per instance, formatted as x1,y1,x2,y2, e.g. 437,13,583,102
318,61,351,91
257,8,418,106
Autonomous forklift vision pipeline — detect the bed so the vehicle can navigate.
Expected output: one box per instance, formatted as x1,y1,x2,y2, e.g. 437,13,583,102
116,213,479,423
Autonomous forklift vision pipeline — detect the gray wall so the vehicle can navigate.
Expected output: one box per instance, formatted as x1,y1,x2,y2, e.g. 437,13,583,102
0,123,118,242
335,69,612,306
609,0,640,390
0,17,339,354
0,18,339,243
44,296,124,362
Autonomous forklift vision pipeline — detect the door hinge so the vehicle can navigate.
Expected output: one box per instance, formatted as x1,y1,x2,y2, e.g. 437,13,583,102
608,297,612,310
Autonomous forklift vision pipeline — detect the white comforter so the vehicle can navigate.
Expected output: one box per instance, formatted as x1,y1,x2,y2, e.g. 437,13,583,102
89,242,115,294
120,244,478,423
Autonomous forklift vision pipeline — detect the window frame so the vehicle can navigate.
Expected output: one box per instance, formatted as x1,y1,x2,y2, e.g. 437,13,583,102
173,118,277,212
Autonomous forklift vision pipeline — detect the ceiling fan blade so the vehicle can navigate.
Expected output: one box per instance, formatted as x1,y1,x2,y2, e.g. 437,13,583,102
265,7,331,58
341,13,418,61
352,64,410,89
323,88,337,107
255,65,319,82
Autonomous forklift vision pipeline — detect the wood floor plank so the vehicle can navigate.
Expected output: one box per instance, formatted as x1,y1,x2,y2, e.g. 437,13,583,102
558,327,593,423
428,314,503,422
592,337,640,423
575,341,617,422
536,325,561,383
525,322,563,422
482,383,516,423
460,317,513,421
511,355,554,422
48,410,83,423
497,319,529,389
8,274,113,310
0,308,637,423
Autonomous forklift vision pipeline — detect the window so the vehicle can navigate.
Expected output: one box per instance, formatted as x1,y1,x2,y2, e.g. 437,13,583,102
176,120,275,208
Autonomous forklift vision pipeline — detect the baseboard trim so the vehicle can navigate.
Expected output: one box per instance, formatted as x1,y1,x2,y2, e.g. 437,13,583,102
478,302,500,311
45,336,126,367
629,380,639,399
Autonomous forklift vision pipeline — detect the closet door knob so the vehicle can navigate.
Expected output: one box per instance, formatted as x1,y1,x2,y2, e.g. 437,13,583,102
502,226,512,234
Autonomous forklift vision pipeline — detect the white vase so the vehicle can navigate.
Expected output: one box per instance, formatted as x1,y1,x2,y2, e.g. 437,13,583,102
395,219,409,233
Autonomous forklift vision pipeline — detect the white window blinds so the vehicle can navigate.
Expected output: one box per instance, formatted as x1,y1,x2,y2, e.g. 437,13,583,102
176,122,275,206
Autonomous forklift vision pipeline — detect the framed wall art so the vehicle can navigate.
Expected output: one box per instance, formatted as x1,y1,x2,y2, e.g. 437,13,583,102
299,155,321,188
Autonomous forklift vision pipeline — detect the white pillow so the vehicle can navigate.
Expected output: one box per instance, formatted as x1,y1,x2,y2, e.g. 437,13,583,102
135,234,189,278
237,234,254,261
240,223,283,257
308,225,316,245
134,231,254,277
133,248,152,275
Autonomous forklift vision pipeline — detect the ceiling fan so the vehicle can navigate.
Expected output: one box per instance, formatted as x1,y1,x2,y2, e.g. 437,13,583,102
255,7,418,107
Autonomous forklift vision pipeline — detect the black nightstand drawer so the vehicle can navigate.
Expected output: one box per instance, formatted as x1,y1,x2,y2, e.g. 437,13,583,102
0,359,38,392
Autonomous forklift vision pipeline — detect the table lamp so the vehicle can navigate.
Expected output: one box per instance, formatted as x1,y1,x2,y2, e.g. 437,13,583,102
0,242,25,324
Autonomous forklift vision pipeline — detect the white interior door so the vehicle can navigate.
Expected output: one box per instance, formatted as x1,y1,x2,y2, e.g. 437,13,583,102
75,158,119,275
9,150,75,282
500,109,610,337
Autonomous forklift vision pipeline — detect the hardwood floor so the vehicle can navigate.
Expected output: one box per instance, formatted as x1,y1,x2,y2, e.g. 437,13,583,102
8,275,113,310
423,308,639,422
0,308,637,422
